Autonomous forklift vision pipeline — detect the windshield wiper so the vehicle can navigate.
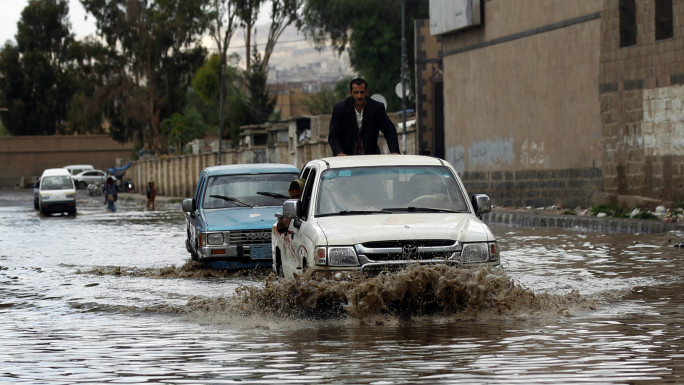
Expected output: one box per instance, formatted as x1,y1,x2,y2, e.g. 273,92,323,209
318,209,391,217
381,207,460,213
257,191,289,200
209,194,252,207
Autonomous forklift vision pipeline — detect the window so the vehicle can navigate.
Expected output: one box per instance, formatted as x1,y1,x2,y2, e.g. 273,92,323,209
619,0,637,47
655,0,673,40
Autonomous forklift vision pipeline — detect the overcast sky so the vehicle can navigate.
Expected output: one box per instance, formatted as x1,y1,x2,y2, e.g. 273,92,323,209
0,0,95,45
0,0,273,46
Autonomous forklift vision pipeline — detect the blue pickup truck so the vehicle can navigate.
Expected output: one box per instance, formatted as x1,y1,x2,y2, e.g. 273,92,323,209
182,163,299,269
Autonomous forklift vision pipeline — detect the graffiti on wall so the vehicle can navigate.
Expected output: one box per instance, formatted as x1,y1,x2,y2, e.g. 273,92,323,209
642,85,684,156
446,146,465,174
468,135,515,168
520,139,549,168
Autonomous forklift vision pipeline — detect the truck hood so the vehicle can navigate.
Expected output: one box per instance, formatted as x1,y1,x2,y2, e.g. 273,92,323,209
315,213,494,245
202,206,279,231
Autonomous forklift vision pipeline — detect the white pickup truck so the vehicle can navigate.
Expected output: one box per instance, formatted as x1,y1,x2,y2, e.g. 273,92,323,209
271,155,500,279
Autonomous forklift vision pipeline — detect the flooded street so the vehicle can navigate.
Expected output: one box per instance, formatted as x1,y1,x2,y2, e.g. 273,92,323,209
1,188,682,384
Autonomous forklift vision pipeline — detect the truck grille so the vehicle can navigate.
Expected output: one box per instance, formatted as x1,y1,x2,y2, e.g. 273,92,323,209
229,229,271,245
355,240,461,262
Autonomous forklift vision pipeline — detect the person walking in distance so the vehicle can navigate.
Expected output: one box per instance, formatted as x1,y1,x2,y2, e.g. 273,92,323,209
146,181,156,210
328,78,401,156
104,176,118,212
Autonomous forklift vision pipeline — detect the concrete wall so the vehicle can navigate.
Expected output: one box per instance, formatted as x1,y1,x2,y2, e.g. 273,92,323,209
0,135,134,187
599,0,684,203
439,0,605,207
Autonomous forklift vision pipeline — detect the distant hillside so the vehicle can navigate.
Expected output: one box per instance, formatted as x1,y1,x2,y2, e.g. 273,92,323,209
224,24,356,87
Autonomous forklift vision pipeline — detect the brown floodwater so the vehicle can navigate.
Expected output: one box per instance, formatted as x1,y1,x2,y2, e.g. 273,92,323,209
1,188,682,384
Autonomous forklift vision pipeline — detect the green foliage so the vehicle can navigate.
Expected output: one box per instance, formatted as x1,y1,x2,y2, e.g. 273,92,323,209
562,209,577,215
192,55,222,105
0,120,8,136
0,0,76,135
631,211,658,220
335,77,352,98
301,86,338,115
80,0,209,152
244,49,276,124
590,203,628,218
589,204,661,220
301,79,349,115
160,107,209,154
300,0,428,111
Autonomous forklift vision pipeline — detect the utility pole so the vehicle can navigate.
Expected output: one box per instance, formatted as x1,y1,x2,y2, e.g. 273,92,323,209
401,0,408,154
218,63,225,165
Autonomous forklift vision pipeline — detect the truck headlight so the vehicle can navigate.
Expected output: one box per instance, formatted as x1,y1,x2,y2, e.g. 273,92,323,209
461,243,491,263
206,233,224,245
65,193,76,199
461,242,499,263
315,246,359,266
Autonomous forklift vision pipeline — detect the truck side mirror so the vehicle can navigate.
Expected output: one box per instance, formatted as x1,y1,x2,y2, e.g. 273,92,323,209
471,194,492,216
283,199,299,219
181,198,196,213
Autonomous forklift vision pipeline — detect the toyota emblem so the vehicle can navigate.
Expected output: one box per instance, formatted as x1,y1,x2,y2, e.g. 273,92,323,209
402,244,418,258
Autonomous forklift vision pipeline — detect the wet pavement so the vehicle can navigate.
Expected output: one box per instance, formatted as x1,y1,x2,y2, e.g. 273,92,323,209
1,188,683,384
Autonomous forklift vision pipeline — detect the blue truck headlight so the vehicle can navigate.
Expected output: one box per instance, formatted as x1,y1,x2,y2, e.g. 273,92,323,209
206,233,224,245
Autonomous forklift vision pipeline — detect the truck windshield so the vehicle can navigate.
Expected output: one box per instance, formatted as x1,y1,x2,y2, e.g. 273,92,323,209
315,166,469,216
202,172,299,209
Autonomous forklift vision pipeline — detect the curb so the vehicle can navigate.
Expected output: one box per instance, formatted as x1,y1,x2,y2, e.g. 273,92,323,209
483,209,684,234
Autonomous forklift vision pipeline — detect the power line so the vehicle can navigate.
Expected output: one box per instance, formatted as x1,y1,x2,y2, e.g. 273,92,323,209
207,37,310,52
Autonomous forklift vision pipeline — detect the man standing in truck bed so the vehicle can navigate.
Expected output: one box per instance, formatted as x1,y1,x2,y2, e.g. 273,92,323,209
328,78,401,156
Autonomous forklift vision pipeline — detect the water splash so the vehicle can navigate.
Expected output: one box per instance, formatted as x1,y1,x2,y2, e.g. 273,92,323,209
76,260,271,279
224,264,594,322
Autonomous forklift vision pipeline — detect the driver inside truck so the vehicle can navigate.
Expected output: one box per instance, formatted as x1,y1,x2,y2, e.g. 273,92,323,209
276,178,304,234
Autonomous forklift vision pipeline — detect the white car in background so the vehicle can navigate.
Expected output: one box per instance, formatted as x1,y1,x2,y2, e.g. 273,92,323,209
73,169,108,189
64,164,94,176
37,168,77,215
272,155,500,279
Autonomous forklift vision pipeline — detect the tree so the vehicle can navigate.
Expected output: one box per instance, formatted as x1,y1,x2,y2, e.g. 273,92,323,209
257,0,302,73
81,0,208,153
300,0,428,111
192,52,247,144
65,38,118,135
301,78,349,115
244,48,276,123
234,0,264,71
160,107,209,154
0,0,76,135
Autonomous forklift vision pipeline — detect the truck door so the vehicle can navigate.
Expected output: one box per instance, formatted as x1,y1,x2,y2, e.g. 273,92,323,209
284,167,317,275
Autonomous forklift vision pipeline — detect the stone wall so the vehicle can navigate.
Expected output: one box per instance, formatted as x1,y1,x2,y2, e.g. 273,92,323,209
414,18,443,157
462,167,603,208
437,0,605,208
599,0,684,202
